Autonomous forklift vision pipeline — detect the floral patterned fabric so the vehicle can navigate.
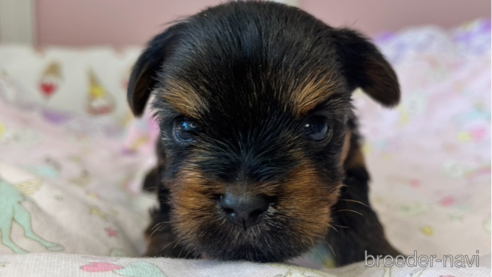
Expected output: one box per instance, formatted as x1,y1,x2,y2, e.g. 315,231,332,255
0,19,490,276
361,19,491,260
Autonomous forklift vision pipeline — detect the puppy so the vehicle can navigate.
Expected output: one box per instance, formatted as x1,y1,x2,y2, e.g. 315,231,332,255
128,1,401,266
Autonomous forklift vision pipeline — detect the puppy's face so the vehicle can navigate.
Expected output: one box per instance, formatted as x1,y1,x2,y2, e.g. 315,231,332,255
128,2,399,262
154,57,349,262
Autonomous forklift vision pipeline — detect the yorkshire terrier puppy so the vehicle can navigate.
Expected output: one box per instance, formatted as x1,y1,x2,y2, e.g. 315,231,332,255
128,1,401,266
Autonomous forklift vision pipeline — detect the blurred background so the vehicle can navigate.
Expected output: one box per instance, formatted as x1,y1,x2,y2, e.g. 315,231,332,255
0,0,490,46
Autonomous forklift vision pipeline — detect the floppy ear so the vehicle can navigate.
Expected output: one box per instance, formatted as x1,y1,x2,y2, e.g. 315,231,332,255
333,28,400,107
127,23,185,116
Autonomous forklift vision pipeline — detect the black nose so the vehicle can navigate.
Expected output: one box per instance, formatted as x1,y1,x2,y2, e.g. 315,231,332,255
220,193,269,229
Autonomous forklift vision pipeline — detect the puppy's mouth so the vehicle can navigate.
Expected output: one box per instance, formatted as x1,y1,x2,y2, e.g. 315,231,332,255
195,204,330,262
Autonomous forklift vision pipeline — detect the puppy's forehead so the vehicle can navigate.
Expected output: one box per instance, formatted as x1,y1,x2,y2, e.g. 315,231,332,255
159,74,342,120
156,5,345,119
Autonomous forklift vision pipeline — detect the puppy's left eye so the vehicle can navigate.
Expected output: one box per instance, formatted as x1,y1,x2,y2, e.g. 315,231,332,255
174,118,199,143
304,117,331,141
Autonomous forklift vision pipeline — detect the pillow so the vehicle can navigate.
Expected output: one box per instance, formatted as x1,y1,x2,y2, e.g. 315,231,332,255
0,46,142,126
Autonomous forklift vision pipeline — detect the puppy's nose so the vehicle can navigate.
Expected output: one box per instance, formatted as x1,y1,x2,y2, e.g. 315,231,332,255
220,193,269,229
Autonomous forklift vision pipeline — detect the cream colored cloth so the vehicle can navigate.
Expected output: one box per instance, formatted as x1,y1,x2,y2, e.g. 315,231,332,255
0,253,490,277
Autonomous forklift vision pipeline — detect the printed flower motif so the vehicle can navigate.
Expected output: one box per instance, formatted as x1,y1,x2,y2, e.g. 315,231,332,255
70,170,91,186
105,227,118,238
80,261,167,277
399,202,428,216
80,262,123,272
420,226,433,236
465,165,491,179
41,109,72,125
457,132,473,142
469,127,487,141
439,196,455,207
0,122,5,137
483,217,491,234
89,206,106,220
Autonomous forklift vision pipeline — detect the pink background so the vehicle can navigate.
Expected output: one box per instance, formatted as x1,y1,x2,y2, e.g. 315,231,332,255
34,0,491,46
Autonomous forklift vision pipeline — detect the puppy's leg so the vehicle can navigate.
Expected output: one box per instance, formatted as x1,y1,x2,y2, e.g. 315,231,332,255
326,147,401,266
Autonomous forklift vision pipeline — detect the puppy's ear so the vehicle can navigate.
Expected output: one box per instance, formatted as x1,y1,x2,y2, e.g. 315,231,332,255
333,28,400,107
127,23,185,116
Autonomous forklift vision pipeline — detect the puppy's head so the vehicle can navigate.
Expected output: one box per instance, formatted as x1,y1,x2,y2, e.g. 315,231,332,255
128,2,399,262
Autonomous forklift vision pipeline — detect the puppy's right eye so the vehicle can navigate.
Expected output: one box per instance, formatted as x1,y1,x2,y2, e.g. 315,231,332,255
304,116,331,141
173,118,199,143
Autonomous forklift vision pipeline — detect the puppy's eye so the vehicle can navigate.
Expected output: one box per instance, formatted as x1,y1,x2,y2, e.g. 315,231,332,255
173,118,199,143
304,117,331,141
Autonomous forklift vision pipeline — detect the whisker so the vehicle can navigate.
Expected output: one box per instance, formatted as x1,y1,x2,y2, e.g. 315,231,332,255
339,183,349,189
148,227,161,239
339,199,370,208
159,240,177,253
325,241,336,257
177,246,185,258
172,236,185,251
151,221,169,231
218,219,226,227
148,221,170,239
329,225,339,233
183,249,193,259
308,237,315,248
332,209,363,216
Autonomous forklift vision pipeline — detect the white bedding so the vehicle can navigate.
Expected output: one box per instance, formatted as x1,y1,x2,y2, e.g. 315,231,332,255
0,19,490,276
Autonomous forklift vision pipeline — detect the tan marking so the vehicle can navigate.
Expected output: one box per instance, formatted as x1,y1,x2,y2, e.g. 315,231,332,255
343,145,366,170
278,162,341,242
159,78,208,118
291,74,342,116
340,130,351,166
